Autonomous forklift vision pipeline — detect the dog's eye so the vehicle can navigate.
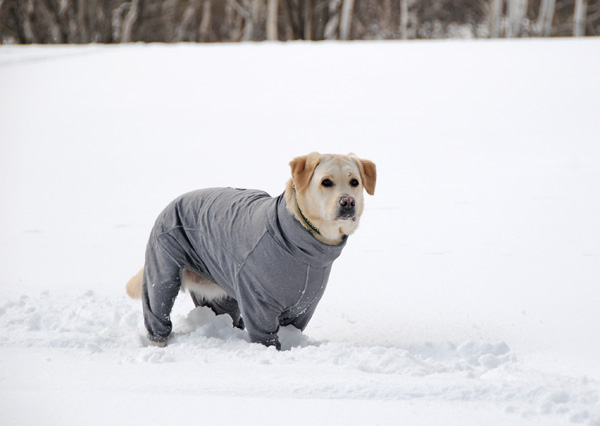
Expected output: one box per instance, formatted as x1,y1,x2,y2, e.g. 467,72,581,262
350,178,360,187
321,179,333,188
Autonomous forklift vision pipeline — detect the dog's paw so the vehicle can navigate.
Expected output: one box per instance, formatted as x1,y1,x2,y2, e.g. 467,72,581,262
148,339,167,348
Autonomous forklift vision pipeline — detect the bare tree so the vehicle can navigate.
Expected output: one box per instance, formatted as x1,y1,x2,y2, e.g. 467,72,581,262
76,0,89,43
121,0,139,43
324,0,342,39
507,0,527,37
339,0,355,40
400,0,410,39
488,0,504,37
304,0,313,40
199,0,212,41
21,0,35,43
537,0,556,36
228,0,254,40
574,0,588,36
266,0,277,40
175,0,198,42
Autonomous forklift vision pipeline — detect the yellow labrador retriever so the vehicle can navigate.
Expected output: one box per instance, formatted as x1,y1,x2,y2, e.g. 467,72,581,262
127,152,376,349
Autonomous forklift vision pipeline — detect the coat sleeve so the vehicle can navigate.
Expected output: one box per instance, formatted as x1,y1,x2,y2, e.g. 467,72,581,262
236,282,283,350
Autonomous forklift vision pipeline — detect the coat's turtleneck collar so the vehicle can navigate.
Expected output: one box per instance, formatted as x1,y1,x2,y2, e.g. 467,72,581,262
266,193,347,268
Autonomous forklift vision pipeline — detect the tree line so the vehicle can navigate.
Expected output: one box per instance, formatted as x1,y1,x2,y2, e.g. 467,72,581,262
1,0,598,44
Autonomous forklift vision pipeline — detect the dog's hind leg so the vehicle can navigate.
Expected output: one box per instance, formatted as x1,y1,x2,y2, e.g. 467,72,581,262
141,240,185,346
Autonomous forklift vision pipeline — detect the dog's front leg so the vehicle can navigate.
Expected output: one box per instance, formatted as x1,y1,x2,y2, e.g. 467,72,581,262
141,238,184,347
249,331,281,350
244,311,281,350
238,295,282,350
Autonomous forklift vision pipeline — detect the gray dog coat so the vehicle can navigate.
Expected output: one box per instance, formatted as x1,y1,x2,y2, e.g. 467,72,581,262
141,188,347,349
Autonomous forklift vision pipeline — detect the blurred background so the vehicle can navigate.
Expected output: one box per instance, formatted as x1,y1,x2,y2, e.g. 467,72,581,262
1,0,598,44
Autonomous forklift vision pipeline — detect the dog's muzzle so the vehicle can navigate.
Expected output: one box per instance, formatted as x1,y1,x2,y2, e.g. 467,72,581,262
337,196,357,221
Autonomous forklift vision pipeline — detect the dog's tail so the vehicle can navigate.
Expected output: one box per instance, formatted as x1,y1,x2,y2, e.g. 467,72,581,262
126,267,144,299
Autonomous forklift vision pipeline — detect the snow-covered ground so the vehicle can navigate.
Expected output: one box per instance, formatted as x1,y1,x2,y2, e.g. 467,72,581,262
1,38,599,425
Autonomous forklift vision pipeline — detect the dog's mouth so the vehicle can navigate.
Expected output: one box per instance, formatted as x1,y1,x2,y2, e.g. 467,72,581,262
335,210,357,221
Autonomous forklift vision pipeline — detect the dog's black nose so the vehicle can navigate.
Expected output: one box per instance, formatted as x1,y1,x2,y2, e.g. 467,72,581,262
339,197,356,208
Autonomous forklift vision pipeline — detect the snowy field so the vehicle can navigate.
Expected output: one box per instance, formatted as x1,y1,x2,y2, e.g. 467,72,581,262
1,38,599,425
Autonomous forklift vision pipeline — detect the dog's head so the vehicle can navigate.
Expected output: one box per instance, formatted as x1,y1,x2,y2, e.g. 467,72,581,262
286,152,376,245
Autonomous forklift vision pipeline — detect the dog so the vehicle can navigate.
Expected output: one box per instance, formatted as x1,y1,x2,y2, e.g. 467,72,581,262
126,152,376,349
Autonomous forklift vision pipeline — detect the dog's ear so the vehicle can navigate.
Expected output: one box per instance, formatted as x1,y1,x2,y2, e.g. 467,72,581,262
289,152,322,193
352,155,377,196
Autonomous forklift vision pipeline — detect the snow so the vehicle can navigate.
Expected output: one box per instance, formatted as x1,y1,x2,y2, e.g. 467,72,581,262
1,38,599,425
